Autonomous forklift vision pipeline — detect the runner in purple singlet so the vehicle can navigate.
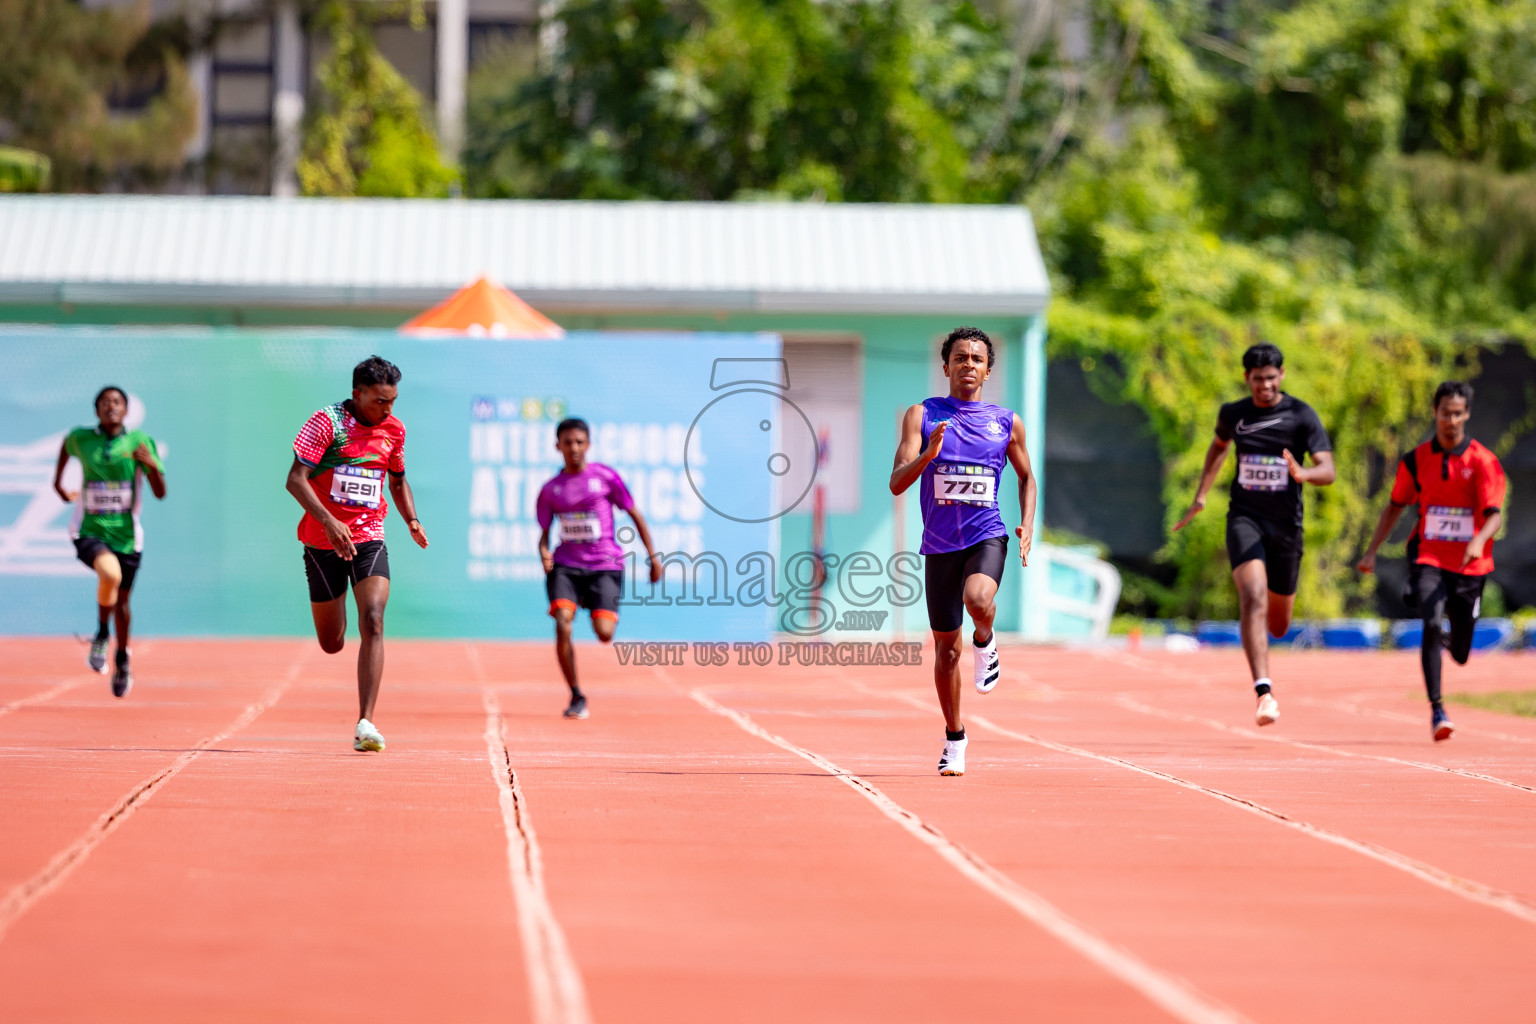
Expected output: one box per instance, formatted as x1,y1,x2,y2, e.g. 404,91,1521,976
536,417,662,719
890,327,1038,776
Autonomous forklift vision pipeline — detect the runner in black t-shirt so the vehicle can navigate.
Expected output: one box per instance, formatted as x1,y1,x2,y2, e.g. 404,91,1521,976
1174,344,1334,726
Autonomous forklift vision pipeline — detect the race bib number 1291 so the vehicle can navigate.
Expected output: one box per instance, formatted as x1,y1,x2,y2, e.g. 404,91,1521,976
330,464,384,509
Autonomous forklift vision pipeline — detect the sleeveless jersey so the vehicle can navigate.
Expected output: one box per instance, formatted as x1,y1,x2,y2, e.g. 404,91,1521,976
918,396,1012,555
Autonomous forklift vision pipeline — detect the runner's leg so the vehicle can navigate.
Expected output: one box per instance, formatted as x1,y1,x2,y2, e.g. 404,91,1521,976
1446,573,1482,667
353,575,389,721
93,551,121,638
965,573,999,646
592,612,616,644
1232,559,1271,683
1415,567,1449,705
1266,593,1295,639
553,605,580,695
931,627,964,733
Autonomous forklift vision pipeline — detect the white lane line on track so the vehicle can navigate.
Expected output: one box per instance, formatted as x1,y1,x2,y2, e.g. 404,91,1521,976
859,684,1536,927
1113,695,1536,795
686,686,1252,1024
482,691,592,1024
0,678,89,721
0,651,306,943
1300,694,1536,746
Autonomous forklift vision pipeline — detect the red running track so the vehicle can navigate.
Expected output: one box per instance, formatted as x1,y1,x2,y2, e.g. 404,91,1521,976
2,637,1535,1023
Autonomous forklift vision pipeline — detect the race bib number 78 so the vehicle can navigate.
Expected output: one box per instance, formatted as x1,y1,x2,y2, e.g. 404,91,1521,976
330,464,384,509
934,464,997,506
1424,505,1474,543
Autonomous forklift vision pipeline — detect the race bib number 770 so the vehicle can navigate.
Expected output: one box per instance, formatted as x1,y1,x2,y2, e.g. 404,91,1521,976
934,464,997,506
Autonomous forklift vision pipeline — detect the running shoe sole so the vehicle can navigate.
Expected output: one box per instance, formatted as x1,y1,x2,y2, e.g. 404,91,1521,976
353,737,385,752
1433,721,1455,742
1256,695,1280,727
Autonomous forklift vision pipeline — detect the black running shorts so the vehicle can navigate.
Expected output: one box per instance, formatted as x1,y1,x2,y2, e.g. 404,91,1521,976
303,541,390,603
74,537,142,593
547,564,624,619
924,535,1008,633
1225,513,1303,596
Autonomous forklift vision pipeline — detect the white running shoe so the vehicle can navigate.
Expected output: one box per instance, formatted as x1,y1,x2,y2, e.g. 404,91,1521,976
1255,693,1280,727
938,736,967,776
973,633,1000,694
354,718,385,752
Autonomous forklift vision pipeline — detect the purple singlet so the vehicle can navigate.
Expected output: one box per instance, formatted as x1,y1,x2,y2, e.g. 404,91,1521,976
918,396,1012,555
535,463,635,571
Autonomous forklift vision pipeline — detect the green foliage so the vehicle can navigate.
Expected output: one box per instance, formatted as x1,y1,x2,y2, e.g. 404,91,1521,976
298,1,457,198
0,145,51,192
464,0,1057,201
0,0,196,189
1038,119,1453,618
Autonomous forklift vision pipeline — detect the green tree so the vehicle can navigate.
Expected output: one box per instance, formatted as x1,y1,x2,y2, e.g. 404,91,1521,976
0,0,197,190
464,0,1056,201
298,1,457,198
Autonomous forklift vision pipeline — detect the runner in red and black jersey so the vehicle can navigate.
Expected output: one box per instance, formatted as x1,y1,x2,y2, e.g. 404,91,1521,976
284,356,429,753
1358,381,1507,742
1175,343,1335,727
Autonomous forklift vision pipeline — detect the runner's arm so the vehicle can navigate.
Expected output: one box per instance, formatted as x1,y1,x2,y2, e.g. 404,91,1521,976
538,527,554,574
1006,413,1037,567
52,441,76,503
889,405,944,495
1356,500,1410,574
1283,448,1335,486
1462,510,1501,568
133,443,166,499
388,472,428,549
625,505,664,583
1172,434,1231,531
284,457,357,559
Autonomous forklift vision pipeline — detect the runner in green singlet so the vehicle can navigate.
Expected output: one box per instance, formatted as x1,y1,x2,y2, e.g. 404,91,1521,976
51,387,167,698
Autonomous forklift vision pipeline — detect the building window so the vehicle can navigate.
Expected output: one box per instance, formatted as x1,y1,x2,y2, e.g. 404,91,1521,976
782,336,862,514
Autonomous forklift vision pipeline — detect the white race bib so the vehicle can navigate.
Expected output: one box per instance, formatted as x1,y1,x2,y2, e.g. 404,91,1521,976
558,511,603,543
83,480,133,514
1424,505,1474,542
330,464,384,509
1237,454,1288,492
934,464,997,506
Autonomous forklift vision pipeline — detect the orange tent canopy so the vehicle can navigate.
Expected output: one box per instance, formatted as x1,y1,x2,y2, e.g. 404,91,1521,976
400,276,565,338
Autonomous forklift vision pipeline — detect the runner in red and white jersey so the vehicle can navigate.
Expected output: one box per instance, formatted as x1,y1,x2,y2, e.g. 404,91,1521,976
1359,381,1507,742
284,355,429,753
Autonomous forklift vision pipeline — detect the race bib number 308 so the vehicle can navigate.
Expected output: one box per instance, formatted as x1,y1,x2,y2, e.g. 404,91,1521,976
83,480,134,514
1237,454,1288,492
330,464,384,509
934,464,997,506
1424,505,1474,542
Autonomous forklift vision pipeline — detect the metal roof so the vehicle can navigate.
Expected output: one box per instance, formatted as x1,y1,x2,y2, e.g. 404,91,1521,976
0,196,1049,316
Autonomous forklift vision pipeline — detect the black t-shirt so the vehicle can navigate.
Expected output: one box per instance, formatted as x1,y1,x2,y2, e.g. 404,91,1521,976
1215,394,1332,527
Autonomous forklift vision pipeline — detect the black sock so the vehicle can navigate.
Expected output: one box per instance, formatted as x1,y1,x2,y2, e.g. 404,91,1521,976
115,647,129,667
945,728,966,742
95,609,111,641
569,688,584,700
1254,682,1272,696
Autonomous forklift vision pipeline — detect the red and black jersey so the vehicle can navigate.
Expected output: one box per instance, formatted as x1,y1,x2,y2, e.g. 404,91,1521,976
292,401,407,549
1389,436,1505,576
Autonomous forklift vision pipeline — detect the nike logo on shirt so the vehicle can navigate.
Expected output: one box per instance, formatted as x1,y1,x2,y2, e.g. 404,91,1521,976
1235,417,1284,435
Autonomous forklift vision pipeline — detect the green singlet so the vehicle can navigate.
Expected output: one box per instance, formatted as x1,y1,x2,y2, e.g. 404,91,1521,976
65,427,162,554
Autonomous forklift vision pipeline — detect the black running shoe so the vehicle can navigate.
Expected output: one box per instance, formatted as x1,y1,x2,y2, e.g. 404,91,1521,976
563,694,589,719
111,660,132,699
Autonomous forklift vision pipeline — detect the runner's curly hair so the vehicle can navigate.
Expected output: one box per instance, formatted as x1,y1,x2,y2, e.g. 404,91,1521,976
1433,381,1473,410
353,355,402,389
940,326,995,368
